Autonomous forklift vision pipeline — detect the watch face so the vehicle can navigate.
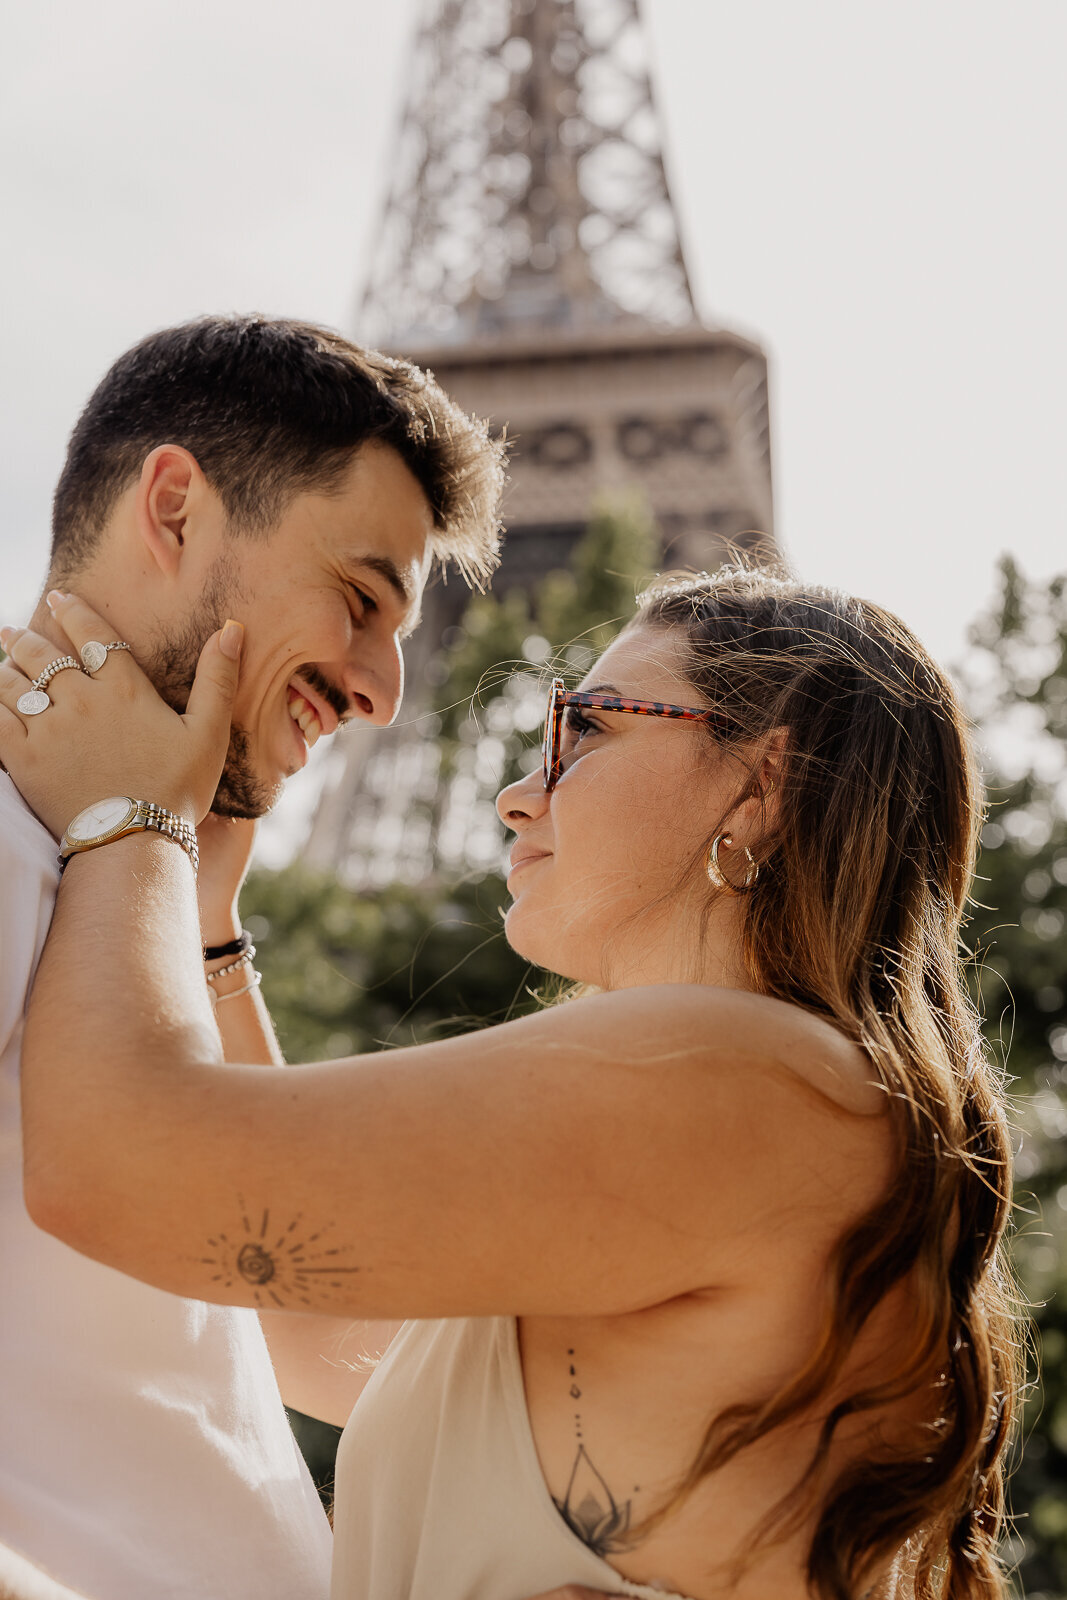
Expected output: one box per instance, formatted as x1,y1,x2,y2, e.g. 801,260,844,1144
67,796,137,843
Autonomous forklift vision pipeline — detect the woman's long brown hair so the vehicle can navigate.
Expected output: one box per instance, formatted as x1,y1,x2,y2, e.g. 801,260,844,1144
635,567,1020,1600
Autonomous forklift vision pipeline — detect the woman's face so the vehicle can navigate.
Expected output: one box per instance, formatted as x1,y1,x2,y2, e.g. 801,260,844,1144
496,624,744,989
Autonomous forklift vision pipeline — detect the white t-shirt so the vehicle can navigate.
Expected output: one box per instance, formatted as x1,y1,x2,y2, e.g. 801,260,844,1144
0,773,332,1600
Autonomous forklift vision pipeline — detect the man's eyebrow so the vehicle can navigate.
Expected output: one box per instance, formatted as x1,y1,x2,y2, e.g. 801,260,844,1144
349,553,415,607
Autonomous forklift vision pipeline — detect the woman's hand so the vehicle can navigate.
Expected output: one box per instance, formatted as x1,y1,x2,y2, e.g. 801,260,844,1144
0,592,243,838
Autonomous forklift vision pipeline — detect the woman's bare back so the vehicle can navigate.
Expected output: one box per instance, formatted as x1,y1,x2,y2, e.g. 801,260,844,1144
520,1036,925,1600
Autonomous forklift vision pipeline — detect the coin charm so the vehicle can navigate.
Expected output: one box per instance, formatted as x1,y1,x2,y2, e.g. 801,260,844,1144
79,640,130,674
81,641,108,672
17,690,51,716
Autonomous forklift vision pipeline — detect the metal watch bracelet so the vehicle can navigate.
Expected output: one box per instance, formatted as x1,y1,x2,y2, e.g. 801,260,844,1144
136,802,200,875
59,800,200,876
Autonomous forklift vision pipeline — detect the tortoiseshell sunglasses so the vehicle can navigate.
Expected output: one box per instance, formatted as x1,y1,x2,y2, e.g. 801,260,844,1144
542,675,730,792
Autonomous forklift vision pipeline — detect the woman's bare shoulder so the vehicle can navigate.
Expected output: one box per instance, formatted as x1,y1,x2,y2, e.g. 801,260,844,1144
557,983,886,1118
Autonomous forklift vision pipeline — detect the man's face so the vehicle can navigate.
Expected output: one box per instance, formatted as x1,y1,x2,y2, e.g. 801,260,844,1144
147,441,434,817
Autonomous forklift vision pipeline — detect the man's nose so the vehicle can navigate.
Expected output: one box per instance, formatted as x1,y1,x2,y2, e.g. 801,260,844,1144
342,634,405,727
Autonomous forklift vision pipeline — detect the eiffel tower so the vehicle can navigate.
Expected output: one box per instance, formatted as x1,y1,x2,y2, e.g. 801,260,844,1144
303,0,774,879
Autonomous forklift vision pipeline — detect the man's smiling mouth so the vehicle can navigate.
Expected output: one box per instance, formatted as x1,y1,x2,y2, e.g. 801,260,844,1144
286,679,340,749
287,690,321,748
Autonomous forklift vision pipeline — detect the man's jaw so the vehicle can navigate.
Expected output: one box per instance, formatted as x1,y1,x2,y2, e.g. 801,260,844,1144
212,723,278,820
210,670,349,817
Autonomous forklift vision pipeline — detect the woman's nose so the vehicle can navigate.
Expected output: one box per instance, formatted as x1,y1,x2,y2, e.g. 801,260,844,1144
496,768,549,827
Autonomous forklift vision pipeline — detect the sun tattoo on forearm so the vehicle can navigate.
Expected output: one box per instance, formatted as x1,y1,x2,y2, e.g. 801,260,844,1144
552,1347,637,1557
195,1201,362,1308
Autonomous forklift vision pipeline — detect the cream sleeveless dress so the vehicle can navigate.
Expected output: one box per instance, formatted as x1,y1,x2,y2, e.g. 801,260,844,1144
331,1316,697,1600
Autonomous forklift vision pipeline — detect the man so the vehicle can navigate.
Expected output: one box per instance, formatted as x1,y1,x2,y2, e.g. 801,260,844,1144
0,314,505,1598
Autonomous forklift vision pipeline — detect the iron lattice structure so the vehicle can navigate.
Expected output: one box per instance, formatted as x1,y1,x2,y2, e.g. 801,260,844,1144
299,0,775,882
359,0,697,345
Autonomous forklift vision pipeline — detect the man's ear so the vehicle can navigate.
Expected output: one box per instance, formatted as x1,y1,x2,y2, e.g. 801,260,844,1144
134,445,207,578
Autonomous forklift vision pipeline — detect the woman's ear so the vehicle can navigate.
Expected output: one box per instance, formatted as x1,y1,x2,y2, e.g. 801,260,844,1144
752,727,790,813
728,727,790,851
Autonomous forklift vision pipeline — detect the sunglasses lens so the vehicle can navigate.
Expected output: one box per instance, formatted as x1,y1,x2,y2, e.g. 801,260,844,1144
542,681,564,790
542,694,555,790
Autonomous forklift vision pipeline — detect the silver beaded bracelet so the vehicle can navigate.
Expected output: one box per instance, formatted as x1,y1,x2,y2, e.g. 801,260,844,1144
205,947,257,984
207,970,262,1007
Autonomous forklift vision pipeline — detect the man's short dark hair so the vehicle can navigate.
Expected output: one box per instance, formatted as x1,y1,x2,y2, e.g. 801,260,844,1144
51,314,504,587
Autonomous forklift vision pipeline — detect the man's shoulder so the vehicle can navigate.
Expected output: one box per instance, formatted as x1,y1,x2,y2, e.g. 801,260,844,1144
0,771,59,879
0,773,61,963
0,774,60,1060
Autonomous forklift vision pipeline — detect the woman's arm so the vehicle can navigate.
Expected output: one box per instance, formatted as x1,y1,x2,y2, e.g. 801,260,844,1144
20,831,883,1320
3,597,888,1323
196,813,285,1061
198,816,397,1422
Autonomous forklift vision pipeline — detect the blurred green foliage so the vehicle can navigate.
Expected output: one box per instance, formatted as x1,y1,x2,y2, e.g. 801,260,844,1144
434,487,661,753
244,870,532,1056
246,539,1066,1595
427,490,660,849
959,559,1067,1599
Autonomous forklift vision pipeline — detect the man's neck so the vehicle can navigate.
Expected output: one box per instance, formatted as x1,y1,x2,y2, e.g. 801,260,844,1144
26,564,129,652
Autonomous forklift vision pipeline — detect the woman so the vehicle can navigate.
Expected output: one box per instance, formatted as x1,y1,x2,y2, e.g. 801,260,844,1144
0,568,1018,1600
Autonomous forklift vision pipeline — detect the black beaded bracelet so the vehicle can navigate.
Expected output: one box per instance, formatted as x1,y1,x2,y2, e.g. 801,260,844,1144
203,929,253,963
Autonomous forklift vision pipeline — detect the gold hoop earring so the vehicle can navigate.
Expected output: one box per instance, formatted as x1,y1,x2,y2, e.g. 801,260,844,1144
706,832,759,894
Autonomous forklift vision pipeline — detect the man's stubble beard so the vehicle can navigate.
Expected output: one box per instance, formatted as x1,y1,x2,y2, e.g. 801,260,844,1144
143,555,280,820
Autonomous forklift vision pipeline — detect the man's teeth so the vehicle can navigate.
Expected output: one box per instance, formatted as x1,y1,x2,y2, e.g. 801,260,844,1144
288,693,321,748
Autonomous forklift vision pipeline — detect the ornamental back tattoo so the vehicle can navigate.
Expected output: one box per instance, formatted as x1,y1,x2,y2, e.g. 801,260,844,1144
552,1347,637,1558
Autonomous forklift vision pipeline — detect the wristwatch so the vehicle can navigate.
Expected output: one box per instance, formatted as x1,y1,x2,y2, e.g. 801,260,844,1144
59,797,199,876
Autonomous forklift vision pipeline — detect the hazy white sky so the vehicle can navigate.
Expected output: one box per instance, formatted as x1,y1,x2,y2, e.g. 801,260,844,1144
1,0,1064,671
